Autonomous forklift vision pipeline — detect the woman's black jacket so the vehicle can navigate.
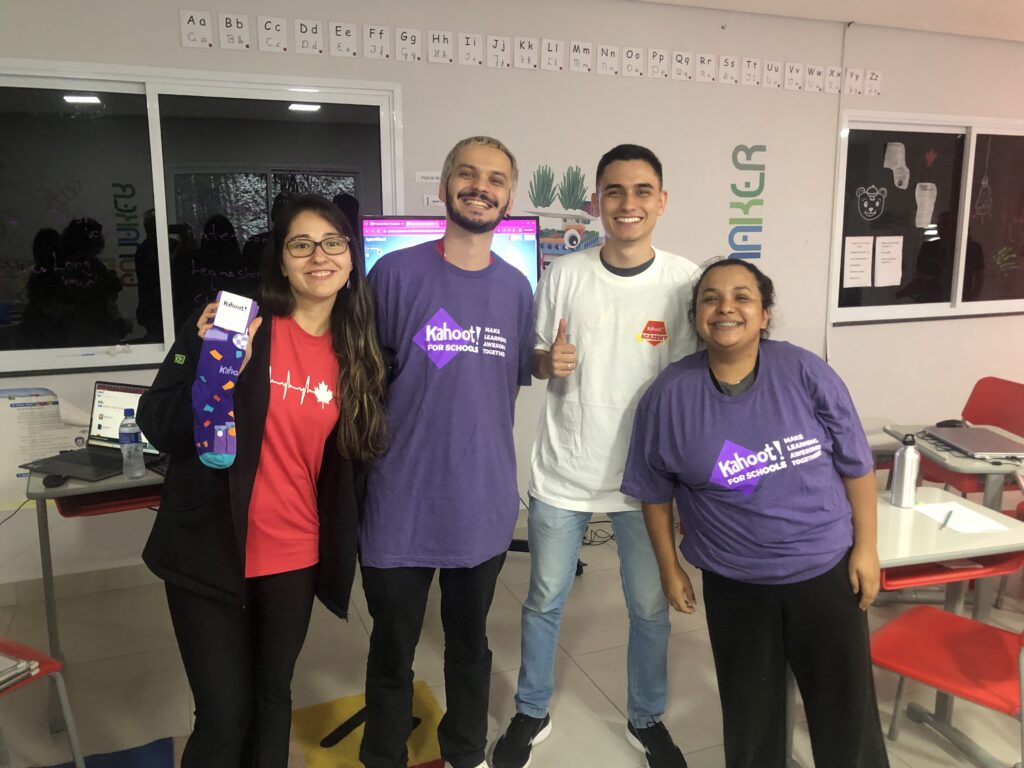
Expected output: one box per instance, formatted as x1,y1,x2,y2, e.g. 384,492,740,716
137,312,364,618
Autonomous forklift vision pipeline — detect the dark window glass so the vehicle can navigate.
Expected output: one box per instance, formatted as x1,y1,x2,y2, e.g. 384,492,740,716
963,134,1024,302
158,95,380,332
0,87,158,349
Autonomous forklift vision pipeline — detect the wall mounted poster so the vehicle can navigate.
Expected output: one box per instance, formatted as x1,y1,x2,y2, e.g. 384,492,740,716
964,134,1024,302
840,129,964,308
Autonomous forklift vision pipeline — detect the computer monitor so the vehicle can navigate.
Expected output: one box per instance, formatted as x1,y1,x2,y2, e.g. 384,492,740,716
360,215,542,292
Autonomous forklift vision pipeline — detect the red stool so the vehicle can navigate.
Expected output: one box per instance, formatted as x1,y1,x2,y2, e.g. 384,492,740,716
0,638,85,768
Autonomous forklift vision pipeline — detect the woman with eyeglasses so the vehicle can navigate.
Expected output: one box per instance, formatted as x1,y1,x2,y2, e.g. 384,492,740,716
138,194,388,767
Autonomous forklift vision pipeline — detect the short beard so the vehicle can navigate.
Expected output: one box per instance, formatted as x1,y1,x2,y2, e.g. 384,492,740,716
445,191,509,235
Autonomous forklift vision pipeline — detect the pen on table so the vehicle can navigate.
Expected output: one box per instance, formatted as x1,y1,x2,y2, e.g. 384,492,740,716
939,510,954,530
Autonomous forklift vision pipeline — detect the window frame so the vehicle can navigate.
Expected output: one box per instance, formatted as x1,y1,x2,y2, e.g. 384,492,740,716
828,109,1024,324
0,57,403,374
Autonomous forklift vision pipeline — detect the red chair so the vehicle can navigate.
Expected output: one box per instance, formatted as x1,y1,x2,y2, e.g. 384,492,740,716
871,604,1024,768
0,638,85,768
995,502,1024,609
921,376,1024,497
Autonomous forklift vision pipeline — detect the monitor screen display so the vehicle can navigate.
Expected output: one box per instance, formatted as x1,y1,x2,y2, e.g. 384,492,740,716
89,381,158,454
361,215,542,292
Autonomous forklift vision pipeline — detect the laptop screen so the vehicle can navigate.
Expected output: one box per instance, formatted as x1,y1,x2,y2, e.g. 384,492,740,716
88,382,158,454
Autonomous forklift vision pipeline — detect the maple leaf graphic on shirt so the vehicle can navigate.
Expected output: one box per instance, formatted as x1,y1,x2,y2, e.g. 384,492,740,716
313,380,334,408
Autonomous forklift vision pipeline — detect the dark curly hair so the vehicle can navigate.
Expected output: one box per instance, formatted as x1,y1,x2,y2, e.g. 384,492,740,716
687,258,775,342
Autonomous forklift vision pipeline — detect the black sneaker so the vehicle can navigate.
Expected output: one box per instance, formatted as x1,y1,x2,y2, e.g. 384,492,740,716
491,713,553,768
626,721,688,768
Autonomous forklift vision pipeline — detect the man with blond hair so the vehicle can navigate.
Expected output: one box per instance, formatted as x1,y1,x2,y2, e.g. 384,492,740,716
359,136,534,768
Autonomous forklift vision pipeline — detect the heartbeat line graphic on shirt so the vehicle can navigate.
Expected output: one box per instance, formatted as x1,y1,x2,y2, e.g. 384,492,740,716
268,367,335,409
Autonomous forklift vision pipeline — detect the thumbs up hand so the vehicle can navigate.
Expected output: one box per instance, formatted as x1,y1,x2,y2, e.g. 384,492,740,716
547,318,577,379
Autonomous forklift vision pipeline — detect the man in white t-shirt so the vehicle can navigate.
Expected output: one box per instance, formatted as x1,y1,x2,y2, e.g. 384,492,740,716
492,145,699,768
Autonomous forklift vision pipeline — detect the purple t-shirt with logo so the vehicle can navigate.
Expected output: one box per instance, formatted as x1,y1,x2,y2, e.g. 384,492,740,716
361,240,533,568
621,340,873,585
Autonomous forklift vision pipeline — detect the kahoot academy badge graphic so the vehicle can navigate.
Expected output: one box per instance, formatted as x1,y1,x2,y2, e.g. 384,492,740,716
637,320,668,346
413,308,482,369
708,439,788,496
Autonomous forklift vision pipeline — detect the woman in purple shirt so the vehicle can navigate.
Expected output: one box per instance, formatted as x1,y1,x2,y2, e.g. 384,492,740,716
622,260,888,768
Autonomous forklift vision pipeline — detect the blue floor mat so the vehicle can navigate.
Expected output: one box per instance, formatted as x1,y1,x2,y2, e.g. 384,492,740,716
47,737,173,767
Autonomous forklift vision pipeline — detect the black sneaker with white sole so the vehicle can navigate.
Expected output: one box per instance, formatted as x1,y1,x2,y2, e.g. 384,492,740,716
491,713,553,768
626,721,688,768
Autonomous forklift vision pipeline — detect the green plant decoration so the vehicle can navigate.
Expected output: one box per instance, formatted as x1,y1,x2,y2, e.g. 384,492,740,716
528,164,557,208
557,165,588,211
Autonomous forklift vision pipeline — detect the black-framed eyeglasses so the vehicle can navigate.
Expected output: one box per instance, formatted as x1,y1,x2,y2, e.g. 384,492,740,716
285,236,350,258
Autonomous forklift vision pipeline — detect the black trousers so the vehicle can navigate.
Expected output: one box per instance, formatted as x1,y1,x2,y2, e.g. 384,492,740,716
359,553,506,768
165,566,316,768
702,554,890,768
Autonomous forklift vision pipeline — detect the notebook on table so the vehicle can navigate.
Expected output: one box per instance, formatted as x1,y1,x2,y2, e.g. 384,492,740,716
923,426,1024,460
19,381,161,481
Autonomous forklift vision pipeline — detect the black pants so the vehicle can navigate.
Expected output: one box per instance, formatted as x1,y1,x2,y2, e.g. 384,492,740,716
359,553,506,768
702,554,889,768
165,566,316,768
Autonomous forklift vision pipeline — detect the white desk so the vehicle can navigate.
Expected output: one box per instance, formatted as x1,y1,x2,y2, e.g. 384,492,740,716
861,416,901,465
878,488,1024,768
786,488,1024,768
878,486,1024,567
884,424,1024,511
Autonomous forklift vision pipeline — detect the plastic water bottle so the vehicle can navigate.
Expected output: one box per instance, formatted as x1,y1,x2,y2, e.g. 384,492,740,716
890,434,920,508
119,408,146,480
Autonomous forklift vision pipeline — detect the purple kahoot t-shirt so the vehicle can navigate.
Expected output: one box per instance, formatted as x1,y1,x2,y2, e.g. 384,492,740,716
361,240,534,568
621,340,874,585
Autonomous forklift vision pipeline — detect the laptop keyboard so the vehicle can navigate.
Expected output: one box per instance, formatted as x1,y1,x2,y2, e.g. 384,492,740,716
60,448,123,468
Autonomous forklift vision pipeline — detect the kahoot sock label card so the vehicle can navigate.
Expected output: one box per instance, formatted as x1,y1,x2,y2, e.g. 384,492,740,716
193,291,259,469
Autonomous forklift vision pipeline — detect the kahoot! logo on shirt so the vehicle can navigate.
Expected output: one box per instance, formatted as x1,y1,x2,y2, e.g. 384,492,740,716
413,308,482,369
708,439,788,497
636,320,668,346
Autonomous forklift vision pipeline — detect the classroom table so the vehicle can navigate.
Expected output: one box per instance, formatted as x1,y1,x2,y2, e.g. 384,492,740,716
885,423,1024,618
786,487,1024,768
24,470,163,731
884,424,1024,512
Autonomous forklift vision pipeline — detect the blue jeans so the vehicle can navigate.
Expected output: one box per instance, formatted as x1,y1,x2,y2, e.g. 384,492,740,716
515,496,670,727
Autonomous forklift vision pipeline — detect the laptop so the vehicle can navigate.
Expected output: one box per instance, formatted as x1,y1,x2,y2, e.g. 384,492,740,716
20,381,161,481
923,425,1024,460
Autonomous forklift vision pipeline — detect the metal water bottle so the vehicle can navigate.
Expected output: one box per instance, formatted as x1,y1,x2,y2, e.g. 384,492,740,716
119,408,146,480
890,434,920,508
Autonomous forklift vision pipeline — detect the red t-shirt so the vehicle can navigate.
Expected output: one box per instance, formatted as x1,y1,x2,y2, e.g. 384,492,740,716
245,315,340,578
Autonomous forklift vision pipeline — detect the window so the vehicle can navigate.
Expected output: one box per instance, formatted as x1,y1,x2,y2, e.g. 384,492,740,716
158,94,378,333
0,65,400,374
830,114,1024,323
0,85,156,351
963,134,1024,303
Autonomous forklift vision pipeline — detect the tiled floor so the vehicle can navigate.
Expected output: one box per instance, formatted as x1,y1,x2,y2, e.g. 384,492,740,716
2,526,1024,768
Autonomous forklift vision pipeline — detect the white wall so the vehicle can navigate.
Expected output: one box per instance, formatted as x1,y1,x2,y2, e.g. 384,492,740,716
1,0,1022,584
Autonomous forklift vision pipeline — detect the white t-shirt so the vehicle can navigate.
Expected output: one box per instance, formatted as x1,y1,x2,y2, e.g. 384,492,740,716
530,247,700,512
